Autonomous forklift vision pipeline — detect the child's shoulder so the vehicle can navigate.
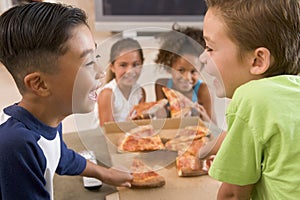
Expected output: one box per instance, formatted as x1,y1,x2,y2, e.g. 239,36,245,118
233,75,299,104
101,79,116,90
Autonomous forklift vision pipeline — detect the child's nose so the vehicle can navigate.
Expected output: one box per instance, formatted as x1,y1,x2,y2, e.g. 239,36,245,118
95,63,106,80
183,71,192,81
126,66,134,74
126,65,139,73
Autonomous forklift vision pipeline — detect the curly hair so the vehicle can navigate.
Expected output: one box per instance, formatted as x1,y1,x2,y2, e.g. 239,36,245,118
155,24,205,71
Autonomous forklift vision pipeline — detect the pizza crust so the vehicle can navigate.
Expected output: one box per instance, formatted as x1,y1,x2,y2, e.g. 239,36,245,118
131,174,166,189
130,158,166,189
176,153,208,177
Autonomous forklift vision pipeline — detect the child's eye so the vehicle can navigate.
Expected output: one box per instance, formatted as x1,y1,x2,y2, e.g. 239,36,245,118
119,63,127,67
133,62,142,67
85,54,101,67
85,61,95,67
177,68,185,73
191,70,198,74
205,46,213,52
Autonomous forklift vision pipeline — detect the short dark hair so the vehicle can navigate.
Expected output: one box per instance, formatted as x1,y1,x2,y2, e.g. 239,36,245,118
0,2,88,92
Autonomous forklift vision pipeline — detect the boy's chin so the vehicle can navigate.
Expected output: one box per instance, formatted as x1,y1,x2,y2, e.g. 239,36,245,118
214,88,226,98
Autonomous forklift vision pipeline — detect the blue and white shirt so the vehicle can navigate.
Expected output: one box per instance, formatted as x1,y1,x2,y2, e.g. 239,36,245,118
0,104,86,200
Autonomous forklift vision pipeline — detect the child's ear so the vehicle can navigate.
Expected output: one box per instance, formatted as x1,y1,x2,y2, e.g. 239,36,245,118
250,47,271,75
110,63,115,73
23,72,50,96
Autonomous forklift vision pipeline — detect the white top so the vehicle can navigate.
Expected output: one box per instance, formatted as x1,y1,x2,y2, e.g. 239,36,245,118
100,79,143,122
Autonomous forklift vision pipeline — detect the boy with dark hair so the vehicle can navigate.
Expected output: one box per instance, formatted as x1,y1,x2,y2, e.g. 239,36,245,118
199,0,300,199
0,2,132,199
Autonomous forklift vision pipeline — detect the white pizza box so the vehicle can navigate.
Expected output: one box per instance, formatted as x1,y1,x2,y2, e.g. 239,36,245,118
102,117,221,200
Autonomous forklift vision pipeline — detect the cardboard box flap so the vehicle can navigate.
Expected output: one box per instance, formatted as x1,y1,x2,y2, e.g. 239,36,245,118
103,117,204,134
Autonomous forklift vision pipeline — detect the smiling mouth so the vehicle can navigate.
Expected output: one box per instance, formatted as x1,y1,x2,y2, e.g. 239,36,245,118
88,83,103,101
123,73,137,80
179,80,193,87
88,90,97,101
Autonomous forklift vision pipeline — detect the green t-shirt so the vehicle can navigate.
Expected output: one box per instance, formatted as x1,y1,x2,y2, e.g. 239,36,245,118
209,75,300,200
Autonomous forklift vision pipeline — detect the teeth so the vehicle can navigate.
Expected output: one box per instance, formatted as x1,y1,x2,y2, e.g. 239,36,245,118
123,73,137,79
88,91,97,101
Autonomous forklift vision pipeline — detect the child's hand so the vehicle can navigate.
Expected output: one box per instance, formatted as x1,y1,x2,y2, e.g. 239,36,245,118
101,167,133,187
198,131,227,159
82,161,133,187
152,106,168,119
192,103,211,122
128,107,138,120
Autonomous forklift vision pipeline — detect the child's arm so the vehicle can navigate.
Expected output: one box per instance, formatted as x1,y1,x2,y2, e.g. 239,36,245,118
98,88,114,126
217,182,254,200
199,131,227,159
81,160,133,187
140,88,146,103
155,78,168,101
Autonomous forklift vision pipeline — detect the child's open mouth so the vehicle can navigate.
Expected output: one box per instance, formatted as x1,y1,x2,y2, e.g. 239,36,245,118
88,90,97,101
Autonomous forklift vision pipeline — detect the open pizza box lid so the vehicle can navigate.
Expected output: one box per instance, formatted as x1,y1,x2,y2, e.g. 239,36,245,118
103,117,204,133
102,117,221,200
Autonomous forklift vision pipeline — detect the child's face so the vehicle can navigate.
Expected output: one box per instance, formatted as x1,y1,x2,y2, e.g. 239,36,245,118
46,24,104,114
200,8,254,98
171,55,200,93
111,50,143,88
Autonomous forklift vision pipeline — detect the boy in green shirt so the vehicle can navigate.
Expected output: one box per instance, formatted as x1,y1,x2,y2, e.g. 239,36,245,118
199,0,300,199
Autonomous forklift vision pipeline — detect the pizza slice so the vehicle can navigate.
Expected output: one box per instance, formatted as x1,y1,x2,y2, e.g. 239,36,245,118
183,137,207,156
164,125,210,153
130,158,166,189
165,136,207,155
130,99,168,120
176,152,208,177
118,125,165,152
162,87,195,118
184,125,211,138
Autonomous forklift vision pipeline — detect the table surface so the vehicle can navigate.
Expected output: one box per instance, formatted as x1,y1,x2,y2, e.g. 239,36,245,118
54,127,221,200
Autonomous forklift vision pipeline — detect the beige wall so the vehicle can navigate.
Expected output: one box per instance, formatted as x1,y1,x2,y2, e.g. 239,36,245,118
56,0,96,33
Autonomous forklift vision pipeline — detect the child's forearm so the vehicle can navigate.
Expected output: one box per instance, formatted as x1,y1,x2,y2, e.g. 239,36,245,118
199,131,227,159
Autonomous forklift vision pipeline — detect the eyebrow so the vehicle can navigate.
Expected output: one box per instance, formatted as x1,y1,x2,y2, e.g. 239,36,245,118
79,43,98,58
